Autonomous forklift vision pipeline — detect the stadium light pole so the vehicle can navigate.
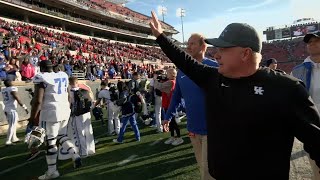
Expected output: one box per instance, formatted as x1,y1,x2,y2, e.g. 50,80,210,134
176,8,186,45
157,5,167,22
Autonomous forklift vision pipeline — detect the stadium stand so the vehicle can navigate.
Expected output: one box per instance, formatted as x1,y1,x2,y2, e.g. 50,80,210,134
0,0,317,77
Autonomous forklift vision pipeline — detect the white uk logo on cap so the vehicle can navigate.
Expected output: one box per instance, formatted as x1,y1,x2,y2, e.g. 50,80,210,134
220,29,228,37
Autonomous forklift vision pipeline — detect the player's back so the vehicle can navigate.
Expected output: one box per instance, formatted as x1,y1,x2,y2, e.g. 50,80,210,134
1,86,18,112
34,71,69,111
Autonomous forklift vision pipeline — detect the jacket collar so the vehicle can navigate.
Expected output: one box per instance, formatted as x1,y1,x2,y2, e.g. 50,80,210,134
304,56,320,68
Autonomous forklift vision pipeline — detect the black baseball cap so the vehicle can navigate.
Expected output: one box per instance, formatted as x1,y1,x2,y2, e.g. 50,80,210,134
205,23,262,53
39,60,53,67
266,58,277,67
303,31,320,43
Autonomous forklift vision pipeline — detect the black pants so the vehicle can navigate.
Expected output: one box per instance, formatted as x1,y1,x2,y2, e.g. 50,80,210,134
164,108,180,137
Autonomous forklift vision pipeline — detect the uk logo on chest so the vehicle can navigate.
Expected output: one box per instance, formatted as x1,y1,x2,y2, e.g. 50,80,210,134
254,86,264,95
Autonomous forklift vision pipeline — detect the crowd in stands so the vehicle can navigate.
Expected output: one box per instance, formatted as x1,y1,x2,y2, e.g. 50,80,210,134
0,18,171,60
6,0,309,75
0,15,311,82
0,18,172,83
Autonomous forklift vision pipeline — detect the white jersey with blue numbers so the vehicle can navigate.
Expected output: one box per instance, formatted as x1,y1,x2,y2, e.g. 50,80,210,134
33,71,71,122
1,86,18,112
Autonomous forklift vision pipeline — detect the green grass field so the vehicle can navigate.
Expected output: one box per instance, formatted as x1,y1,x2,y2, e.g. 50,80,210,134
0,117,200,180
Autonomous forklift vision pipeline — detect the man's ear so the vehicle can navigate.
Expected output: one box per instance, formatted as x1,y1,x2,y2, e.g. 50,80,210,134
241,48,253,62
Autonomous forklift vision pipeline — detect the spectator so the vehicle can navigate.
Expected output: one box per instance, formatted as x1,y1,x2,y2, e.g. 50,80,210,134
29,49,40,68
108,65,116,79
56,58,65,72
5,58,19,81
96,66,104,80
0,57,7,83
64,60,72,77
20,57,35,82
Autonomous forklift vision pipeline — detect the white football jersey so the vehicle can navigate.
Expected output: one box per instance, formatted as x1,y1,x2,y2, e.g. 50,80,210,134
98,88,111,104
33,71,71,122
1,86,18,112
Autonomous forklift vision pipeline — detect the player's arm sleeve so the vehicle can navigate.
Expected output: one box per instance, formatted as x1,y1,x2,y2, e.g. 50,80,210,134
165,80,182,121
32,74,44,84
10,87,23,106
156,34,218,89
291,81,320,168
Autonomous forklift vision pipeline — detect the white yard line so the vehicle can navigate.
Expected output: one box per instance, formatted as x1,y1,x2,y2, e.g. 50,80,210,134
117,154,138,166
149,138,163,146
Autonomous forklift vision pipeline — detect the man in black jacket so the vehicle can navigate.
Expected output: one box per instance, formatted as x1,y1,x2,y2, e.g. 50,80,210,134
149,11,320,180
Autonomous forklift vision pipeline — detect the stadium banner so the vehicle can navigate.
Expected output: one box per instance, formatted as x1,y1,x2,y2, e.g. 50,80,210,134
275,29,282,39
291,23,319,37
282,28,291,38
265,30,275,40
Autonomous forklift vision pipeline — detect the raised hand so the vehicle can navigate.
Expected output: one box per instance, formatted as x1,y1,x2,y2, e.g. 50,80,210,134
149,11,163,38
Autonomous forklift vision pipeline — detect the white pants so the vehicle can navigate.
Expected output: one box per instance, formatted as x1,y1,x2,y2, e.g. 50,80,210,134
5,110,19,143
154,96,163,132
40,120,68,138
141,95,148,116
69,113,95,156
39,119,77,160
108,102,121,134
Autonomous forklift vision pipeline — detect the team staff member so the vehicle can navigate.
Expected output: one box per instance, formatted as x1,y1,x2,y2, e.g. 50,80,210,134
291,31,320,180
149,11,320,180
164,33,218,180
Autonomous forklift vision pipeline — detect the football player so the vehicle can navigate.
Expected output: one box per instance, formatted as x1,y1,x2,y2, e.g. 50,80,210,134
29,60,81,179
1,79,28,146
